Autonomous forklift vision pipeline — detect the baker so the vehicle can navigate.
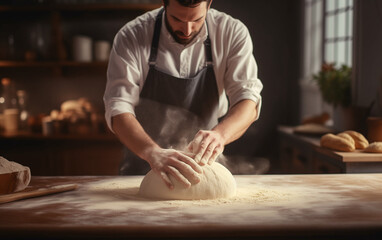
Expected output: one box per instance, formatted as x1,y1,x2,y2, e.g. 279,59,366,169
104,0,263,189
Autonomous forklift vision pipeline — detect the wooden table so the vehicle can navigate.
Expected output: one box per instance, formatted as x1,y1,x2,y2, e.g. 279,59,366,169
278,126,382,173
1,175,382,239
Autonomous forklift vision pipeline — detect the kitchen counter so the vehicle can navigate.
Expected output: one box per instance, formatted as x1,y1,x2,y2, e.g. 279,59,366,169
1,174,382,239
278,126,382,173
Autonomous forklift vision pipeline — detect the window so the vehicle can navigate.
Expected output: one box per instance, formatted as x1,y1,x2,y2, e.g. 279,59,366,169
303,0,353,78
324,0,353,66
302,0,324,81
300,0,354,120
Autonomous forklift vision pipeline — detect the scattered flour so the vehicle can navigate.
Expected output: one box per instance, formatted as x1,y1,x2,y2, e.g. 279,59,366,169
83,177,292,209
5,175,381,227
164,187,292,207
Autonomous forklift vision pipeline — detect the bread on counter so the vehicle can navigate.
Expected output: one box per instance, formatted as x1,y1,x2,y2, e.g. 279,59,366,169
364,142,382,153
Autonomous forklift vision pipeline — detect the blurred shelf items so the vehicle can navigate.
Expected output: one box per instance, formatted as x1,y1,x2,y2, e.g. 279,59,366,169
0,1,163,175
0,0,161,72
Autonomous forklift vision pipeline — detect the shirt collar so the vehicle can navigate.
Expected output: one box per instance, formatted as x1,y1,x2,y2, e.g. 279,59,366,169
161,9,208,47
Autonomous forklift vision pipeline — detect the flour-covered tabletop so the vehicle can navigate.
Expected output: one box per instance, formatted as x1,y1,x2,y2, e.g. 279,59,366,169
0,174,382,239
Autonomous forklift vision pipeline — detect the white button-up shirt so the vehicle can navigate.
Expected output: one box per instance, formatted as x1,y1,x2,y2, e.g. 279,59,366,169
104,7,263,131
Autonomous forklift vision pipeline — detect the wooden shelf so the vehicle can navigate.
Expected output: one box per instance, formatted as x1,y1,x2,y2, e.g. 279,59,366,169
0,3,160,73
0,3,162,12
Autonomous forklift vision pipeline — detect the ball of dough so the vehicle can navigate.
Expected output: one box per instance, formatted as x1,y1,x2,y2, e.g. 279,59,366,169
138,162,237,200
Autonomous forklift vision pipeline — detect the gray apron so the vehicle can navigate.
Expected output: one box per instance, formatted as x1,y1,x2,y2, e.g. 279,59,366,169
120,9,220,175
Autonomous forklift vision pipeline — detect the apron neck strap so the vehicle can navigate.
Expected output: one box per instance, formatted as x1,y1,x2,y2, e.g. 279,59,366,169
203,27,213,67
148,8,213,68
148,8,164,66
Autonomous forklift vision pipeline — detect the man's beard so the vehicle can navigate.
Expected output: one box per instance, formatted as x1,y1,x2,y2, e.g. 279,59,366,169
165,15,203,45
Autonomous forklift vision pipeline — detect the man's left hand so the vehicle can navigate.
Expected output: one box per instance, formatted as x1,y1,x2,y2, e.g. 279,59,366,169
188,130,224,166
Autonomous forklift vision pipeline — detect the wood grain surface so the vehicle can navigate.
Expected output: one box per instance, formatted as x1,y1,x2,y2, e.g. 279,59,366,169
0,183,78,204
0,175,381,239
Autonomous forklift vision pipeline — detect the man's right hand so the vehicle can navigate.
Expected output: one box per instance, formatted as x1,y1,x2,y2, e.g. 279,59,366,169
144,147,203,189
112,113,202,189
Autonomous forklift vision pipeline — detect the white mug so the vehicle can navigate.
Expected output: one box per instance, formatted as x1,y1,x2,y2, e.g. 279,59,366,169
72,35,93,62
94,40,111,62
4,108,19,133
42,116,54,136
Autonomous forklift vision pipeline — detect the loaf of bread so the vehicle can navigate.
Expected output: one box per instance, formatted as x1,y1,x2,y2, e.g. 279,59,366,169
343,130,369,149
337,132,355,146
320,133,355,152
364,142,382,153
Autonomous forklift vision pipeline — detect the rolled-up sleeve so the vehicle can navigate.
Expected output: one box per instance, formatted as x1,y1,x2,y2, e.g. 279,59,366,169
224,22,263,120
103,30,141,132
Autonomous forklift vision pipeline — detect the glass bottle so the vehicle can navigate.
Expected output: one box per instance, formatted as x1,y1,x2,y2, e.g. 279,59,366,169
0,78,19,133
17,90,30,132
1,78,18,109
7,34,16,60
0,82,4,131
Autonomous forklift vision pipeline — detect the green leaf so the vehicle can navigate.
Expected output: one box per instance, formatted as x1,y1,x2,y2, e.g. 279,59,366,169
313,63,352,107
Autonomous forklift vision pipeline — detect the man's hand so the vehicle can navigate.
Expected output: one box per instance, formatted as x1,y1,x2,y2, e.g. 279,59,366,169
188,130,225,166
144,147,203,190
112,113,203,190
187,100,258,166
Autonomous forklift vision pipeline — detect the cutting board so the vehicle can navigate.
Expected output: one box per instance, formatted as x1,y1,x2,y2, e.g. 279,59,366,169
0,183,78,204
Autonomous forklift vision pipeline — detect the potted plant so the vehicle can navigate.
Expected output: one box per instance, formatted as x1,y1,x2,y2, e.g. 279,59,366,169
313,63,354,131
313,63,352,108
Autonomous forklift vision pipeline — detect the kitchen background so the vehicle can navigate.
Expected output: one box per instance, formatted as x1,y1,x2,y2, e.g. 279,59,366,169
0,0,381,175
